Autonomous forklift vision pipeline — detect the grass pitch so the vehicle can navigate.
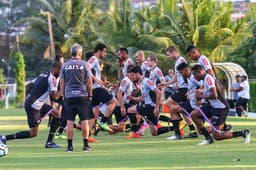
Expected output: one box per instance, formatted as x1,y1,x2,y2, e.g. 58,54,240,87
0,108,256,170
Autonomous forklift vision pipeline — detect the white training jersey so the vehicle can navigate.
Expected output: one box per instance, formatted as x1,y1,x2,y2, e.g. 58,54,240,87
141,60,150,76
188,75,203,109
122,58,134,77
238,81,250,99
88,56,102,89
203,74,226,109
175,56,188,88
141,78,157,106
149,66,165,85
198,55,212,72
118,76,133,104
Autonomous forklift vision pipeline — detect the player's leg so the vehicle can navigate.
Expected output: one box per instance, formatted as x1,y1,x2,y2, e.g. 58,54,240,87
126,105,140,138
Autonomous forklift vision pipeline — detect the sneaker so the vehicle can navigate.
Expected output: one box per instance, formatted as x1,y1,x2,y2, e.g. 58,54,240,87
66,146,73,152
166,135,182,140
98,122,113,132
55,133,67,139
198,137,214,146
243,130,250,144
139,123,148,136
88,137,99,143
45,142,62,148
0,136,7,144
184,132,199,138
83,145,92,152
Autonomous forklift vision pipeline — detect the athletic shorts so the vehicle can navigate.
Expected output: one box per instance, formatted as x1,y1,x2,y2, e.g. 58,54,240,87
136,104,158,126
236,97,249,110
211,108,228,126
63,97,91,121
92,87,113,107
179,101,194,114
25,101,52,128
199,104,213,119
170,88,188,103
113,103,133,123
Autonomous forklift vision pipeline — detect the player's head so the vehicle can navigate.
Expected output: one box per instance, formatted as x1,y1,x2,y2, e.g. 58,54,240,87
235,74,240,82
85,51,94,61
119,47,128,60
186,45,200,60
177,62,190,79
51,61,62,78
166,46,178,60
71,43,83,59
191,64,205,81
168,69,174,76
127,64,136,82
147,55,157,67
94,43,107,59
130,66,143,81
135,50,145,65
55,54,64,65
241,75,247,82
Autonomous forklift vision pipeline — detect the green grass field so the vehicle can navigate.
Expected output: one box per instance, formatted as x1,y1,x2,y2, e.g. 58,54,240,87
0,108,256,170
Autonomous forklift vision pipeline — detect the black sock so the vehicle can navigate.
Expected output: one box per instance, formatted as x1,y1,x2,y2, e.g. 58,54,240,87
200,127,211,138
189,124,196,132
57,119,67,134
101,116,109,123
47,117,60,143
157,126,174,135
6,131,31,140
159,115,170,122
232,131,243,138
67,139,72,147
173,120,180,136
128,114,138,132
73,124,77,128
83,139,89,147
126,124,131,129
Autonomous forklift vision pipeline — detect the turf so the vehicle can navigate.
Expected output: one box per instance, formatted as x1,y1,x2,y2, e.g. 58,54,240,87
0,108,256,170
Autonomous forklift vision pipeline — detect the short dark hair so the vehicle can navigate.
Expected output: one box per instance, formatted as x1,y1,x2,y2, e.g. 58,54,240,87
119,47,128,55
177,62,189,71
94,43,107,53
191,64,204,73
185,45,197,53
127,64,135,73
148,55,157,62
166,46,177,52
235,74,240,78
85,51,94,61
51,61,62,69
55,54,63,62
242,75,247,80
130,66,142,75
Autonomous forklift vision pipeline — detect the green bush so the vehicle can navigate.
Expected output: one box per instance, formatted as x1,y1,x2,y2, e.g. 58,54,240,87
249,82,256,112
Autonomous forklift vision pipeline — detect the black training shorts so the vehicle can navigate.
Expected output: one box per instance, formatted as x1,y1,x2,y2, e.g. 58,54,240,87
170,88,188,103
92,87,113,107
136,104,158,126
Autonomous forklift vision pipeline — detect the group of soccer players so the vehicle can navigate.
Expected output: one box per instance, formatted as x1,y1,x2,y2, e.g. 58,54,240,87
0,43,251,153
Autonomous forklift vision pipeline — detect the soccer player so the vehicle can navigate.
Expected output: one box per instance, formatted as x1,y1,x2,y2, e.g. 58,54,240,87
119,47,134,77
135,50,150,77
231,75,250,117
190,64,250,145
127,66,175,136
88,43,117,132
167,62,202,139
186,45,232,131
60,43,92,152
0,62,62,146
159,46,195,139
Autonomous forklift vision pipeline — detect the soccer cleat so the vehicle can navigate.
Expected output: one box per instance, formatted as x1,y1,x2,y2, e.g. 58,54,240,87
157,122,162,129
98,122,113,132
45,142,62,148
184,132,199,138
0,136,6,145
88,137,99,143
83,145,92,152
139,123,148,136
166,135,182,140
55,133,67,139
243,130,250,144
66,146,73,152
125,132,140,139
223,124,232,132
198,137,214,146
